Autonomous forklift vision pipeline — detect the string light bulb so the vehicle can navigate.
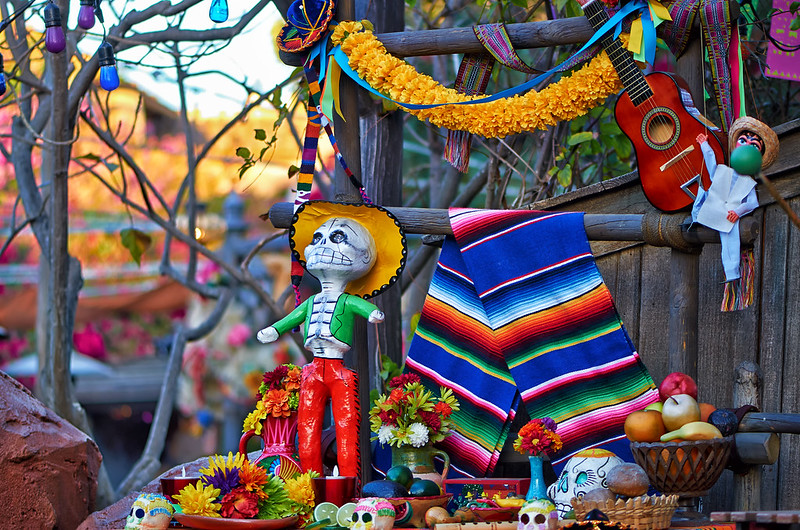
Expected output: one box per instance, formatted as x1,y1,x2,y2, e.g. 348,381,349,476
44,2,66,53
209,0,228,22
77,0,95,29
97,41,119,91
0,56,5,96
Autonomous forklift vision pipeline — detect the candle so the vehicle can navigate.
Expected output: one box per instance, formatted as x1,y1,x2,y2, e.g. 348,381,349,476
160,474,199,503
313,476,356,507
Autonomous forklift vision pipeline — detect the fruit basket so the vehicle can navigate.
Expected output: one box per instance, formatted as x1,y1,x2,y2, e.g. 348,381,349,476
571,494,679,530
387,494,452,528
630,437,733,497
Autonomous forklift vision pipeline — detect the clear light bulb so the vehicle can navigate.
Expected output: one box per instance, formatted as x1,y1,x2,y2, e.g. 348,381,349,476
209,0,228,23
97,42,119,91
78,0,95,30
44,2,66,53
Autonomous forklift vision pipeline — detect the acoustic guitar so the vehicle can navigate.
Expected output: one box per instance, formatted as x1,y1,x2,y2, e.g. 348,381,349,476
577,0,726,212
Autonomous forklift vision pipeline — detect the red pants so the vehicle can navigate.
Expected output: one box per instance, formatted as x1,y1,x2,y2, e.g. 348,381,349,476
298,358,361,478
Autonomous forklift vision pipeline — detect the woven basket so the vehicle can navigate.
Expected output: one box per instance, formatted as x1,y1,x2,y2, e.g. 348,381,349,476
571,494,679,530
630,437,733,497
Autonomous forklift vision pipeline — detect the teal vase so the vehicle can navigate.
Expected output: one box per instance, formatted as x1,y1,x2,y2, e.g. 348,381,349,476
525,454,550,501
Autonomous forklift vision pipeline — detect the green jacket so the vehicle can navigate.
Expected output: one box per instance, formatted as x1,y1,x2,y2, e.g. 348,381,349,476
272,293,379,348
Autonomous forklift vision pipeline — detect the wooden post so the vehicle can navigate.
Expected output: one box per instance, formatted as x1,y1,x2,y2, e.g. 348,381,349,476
733,361,763,510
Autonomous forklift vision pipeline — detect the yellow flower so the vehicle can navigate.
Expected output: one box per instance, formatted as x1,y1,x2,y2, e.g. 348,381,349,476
173,481,222,517
284,472,316,507
332,25,623,137
243,401,269,435
200,451,246,478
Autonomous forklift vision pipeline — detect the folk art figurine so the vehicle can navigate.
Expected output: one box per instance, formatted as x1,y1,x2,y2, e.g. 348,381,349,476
350,497,397,530
691,117,779,310
547,448,624,518
124,493,173,530
518,498,558,530
258,201,406,479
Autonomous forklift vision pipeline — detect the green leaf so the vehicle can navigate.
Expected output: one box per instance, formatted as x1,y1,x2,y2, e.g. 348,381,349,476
557,165,572,187
254,129,267,141
236,147,251,159
287,165,300,178
791,16,800,30
120,228,152,266
790,1,799,12
567,132,594,145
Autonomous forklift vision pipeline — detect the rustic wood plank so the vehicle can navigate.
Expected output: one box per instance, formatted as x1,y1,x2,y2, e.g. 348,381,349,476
777,195,800,509
757,203,790,509
733,362,762,510
613,246,643,348
634,245,671,383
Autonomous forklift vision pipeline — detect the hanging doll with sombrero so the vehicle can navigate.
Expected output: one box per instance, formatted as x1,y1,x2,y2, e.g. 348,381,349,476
692,116,779,311
257,201,406,480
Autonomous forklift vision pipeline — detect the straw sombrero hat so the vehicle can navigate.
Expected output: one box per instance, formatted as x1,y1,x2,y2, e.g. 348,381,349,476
290,201,407,299
729,116,779,170
276,0,335,53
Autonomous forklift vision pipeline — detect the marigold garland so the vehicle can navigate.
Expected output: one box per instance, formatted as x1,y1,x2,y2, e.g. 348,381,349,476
331,21,624,138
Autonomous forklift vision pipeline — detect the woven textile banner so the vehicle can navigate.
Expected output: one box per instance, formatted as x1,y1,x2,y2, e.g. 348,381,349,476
405,209,659,477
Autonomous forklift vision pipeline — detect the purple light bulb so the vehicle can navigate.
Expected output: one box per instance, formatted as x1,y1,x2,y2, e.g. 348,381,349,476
44,2,66,53
78,0,95,30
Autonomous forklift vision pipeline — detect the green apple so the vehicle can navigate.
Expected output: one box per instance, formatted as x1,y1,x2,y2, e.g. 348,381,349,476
644,401,663,413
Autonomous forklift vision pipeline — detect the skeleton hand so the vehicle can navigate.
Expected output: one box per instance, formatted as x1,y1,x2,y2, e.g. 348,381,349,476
257,326,279,344
368,310,385,324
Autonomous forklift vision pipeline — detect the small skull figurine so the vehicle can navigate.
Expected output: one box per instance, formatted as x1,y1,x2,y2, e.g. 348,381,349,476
124,493,174,530
350,497,396,530
547,448,624,518
305,218,377,284
518,498,557,530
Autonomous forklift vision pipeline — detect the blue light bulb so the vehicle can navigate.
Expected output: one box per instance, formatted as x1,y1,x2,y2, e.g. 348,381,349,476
0,73,6,96
209,0,228,22
97,42,119,91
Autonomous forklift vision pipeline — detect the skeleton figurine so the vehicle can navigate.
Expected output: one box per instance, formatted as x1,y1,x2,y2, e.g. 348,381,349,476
349,497,396,530
258,202,407,479
124,493,174,530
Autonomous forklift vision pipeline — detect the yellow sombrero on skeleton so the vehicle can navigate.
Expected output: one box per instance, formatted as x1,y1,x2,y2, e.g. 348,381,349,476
290,201,407,299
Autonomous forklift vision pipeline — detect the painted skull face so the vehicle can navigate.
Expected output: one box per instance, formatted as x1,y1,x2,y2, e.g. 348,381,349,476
736,131,764,153
305,218,377,284
124,493,174,530
547,449,623,518
518,498,557,530
350,497,396,530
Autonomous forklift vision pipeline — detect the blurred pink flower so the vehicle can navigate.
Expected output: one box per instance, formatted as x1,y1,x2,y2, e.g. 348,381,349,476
73,323,107,360
226,323,251,348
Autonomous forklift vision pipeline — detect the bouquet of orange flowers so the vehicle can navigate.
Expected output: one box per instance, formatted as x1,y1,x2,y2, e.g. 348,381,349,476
369,373,460,448
513,417,563,456
242,364,301,434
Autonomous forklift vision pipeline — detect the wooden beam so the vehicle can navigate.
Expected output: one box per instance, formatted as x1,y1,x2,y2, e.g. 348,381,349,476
265,202,759,248
739,412,800,434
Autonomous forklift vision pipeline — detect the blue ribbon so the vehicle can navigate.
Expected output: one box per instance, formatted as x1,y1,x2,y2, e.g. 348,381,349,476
326,0,650,111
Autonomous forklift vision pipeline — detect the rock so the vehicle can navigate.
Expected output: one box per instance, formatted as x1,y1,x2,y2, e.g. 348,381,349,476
0,370,102,529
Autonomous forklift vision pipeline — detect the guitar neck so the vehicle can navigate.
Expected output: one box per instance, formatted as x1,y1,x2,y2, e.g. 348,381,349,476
580,0,653,106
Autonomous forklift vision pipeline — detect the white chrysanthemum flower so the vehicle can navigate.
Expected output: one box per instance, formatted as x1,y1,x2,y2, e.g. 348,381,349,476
408,422,429,447
378,425,395,445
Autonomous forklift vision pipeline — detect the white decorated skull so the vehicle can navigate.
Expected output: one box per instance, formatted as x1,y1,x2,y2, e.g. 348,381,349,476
304,218,377,284
124,493,174,530
518,498,557,530
547,448,624,518
350,497,396,530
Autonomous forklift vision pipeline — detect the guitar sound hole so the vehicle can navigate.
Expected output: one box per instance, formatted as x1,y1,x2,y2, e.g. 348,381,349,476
641,107,681,151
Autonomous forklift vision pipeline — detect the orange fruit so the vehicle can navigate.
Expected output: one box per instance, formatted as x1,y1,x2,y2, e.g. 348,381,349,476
698,403,717,422
624,410,667,442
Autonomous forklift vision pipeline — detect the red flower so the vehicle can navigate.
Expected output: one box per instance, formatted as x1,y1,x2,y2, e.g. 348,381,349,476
388,387,405,404
220,487,259,519
388,373,421,390
378,408,400,426
434,402,453,418
263,365,288,390
419,410,441,432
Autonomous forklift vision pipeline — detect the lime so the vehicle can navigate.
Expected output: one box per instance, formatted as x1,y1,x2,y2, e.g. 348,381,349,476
409,479,441,497
336,502,358,527
386,465,414,489
314,501,339,523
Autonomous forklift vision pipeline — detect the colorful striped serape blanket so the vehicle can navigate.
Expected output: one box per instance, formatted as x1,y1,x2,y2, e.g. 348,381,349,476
404,208,659,477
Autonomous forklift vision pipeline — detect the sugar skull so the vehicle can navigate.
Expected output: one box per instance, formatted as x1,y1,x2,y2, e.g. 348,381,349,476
518,498,557,530
350,497,396,530
124,493,174,530
547,449,624,518
305,218,377,283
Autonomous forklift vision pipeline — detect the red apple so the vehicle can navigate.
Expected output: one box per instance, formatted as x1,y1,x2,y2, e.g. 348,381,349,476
658,372,698,401
661,394,701,431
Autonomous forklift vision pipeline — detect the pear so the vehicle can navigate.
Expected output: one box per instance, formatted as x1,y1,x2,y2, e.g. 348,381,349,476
661,421,723,442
